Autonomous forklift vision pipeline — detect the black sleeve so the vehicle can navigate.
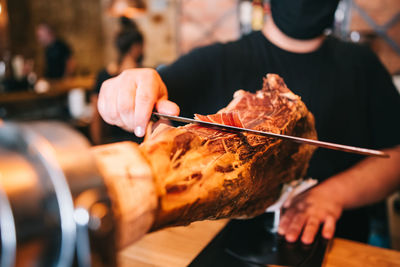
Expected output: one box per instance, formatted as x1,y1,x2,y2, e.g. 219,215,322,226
92,69,112,95
364,48,400,149
158,44,223,117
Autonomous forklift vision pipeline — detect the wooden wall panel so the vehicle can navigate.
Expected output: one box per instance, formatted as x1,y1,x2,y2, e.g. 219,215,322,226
7,0,105,76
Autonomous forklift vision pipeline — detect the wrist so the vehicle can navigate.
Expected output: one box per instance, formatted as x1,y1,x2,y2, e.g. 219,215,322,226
314,178,347,209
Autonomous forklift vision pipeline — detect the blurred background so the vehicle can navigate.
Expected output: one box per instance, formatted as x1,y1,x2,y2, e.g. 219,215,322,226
0,0,399,131
0,0,399,260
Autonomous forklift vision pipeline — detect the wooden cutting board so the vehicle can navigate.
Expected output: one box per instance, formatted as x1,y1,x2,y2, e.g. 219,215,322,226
118,219,400,267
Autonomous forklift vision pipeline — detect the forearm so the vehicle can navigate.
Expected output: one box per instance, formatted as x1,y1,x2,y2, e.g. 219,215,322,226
280,145,400,244
317,145,400,209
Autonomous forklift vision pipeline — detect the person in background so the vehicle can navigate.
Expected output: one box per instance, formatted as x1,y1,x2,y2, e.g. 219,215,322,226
96,0,400,244
90,17,144,145
36,23,74,79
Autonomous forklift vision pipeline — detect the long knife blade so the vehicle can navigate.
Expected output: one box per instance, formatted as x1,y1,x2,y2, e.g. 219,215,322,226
152,112,389,158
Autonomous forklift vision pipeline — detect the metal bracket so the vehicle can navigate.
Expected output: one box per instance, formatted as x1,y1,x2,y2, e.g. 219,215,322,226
352,1,400,55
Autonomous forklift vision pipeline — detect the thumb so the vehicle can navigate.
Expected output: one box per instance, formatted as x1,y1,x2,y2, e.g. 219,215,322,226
156,99,180,116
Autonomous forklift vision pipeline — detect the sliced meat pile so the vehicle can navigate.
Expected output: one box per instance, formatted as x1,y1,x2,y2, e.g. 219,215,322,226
140,74,317,230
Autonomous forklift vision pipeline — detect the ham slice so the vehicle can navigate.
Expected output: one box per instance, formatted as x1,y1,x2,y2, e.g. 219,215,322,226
140,74,317,231
195,112,245,128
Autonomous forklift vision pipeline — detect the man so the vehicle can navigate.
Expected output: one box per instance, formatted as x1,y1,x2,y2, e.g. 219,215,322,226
36,23,74,79
98,0,400,244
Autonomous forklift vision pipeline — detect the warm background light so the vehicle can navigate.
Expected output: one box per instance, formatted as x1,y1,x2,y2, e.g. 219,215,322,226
108,0,146,19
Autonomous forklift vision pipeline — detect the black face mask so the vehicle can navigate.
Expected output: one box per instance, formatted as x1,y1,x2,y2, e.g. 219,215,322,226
270,0,340,40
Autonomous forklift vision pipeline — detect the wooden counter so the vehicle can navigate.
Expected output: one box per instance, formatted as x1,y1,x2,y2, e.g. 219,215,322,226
324,238,400,267
0,76,95,120
0,76,94,104
119,219,400,267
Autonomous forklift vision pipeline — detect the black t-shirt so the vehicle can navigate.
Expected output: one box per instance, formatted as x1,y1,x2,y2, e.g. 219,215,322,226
159,31,400,242
45,39,71,79
93,69,113,94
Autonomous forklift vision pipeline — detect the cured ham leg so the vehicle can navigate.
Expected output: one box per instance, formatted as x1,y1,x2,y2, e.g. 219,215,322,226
93,74,317,248
140,73,317,231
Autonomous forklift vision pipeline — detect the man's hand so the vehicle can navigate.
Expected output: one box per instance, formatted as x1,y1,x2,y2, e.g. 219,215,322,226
97,68,180,137
278,147,400,245
278,186,343,244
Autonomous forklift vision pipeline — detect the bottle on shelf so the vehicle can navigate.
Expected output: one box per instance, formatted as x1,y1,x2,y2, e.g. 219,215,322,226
252,0,264,31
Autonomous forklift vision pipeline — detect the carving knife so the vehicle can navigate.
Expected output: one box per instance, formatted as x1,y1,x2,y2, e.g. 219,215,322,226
152,112,389,158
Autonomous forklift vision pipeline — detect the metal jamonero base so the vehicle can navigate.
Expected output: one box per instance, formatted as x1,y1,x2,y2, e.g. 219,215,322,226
0,121,116,267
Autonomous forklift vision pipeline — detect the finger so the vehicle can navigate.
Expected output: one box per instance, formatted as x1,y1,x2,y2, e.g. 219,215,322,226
117,81,136,132
99,79,123,127
278,208,297,235
301,217,320,244
156,72,168,99
97,81,111,122
285,213,307,243
156,99,180,116
322,216,336,240
134,70,168,137
134,83,158,137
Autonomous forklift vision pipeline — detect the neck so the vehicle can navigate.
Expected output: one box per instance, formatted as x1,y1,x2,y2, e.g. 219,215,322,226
262,16,325,54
